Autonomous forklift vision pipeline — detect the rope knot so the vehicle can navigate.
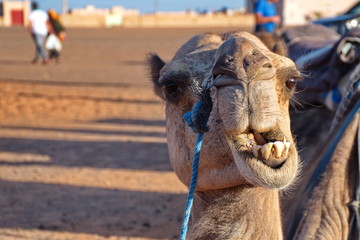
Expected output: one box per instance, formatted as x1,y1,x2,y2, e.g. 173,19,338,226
183,88,213,133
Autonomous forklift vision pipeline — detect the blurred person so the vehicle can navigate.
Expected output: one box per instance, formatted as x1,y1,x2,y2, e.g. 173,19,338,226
47,9,66,62
28,2,50,64
254,0,281,33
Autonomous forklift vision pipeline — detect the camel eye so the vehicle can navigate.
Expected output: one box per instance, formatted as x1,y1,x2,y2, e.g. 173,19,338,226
285,78,297,89
163,82,178,95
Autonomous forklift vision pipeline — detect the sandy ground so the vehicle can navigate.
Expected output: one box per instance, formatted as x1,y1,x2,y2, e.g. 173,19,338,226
0,26,248,240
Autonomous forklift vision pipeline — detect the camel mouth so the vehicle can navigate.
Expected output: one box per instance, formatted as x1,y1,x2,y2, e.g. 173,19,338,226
231,131,291,168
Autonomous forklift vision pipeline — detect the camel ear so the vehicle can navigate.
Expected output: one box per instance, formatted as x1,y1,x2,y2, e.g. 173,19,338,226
147,53,166,98
272,39,288,57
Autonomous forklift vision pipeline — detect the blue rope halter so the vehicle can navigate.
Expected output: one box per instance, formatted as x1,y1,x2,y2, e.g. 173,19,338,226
179,78,215,240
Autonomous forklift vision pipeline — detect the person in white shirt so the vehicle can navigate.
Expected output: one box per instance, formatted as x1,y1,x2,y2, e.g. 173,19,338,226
28,2,50,64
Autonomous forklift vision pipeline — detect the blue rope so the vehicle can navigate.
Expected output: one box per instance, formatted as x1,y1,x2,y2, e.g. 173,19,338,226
179,77,215,240
180,100,211,239
179,132,204,240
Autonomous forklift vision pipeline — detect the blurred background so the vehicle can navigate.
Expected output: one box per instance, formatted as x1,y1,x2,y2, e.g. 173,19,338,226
0,0,359,240
1,0,358,28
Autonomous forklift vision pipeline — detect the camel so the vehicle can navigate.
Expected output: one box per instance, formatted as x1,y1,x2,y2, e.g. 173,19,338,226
260,26,360,239
243,28,360,239
283,62,360,240
290,114,359,239
148,31,302,239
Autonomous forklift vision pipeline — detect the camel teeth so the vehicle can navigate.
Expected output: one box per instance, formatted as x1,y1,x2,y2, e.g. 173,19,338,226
282,136,286,143
273,141,285,158
251,145,261,158
284,142,291,156
261,142,273,160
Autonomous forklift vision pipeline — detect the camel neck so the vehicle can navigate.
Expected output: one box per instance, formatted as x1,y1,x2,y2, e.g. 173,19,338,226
188,186,283,240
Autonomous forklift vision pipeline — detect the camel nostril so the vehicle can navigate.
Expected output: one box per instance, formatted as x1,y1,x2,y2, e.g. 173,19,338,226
262,62,272,69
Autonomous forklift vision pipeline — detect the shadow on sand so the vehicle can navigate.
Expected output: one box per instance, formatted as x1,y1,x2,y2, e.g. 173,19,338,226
0,118,185,239
0,180,184,239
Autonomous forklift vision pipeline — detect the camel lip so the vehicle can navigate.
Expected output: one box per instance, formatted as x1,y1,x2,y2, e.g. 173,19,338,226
231,146,298,189
244,151,286,169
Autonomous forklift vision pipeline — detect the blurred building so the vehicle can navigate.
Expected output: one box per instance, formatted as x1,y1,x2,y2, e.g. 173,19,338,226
0,0,30,26
123,11,254,28
62,5,138,28
0,2,253,28
65,5,254,28
284,0,358,25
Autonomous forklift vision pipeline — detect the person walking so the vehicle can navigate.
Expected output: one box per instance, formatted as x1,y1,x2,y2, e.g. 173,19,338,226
47,9,66,62
28,2,50,64
254,0,281,33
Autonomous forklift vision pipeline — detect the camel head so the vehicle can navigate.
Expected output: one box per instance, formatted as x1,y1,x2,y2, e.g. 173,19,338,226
148,31,300,191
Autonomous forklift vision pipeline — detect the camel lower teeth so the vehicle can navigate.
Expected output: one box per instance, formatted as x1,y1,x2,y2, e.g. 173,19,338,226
273,141,285,158
251,141,291,160
261,142,273,160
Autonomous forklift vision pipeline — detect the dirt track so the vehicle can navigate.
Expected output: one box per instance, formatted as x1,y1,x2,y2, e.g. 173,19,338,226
0,26,248,240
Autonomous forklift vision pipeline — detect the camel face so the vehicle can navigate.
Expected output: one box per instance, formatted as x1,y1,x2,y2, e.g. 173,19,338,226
212,36,300,189
149,31,300,190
